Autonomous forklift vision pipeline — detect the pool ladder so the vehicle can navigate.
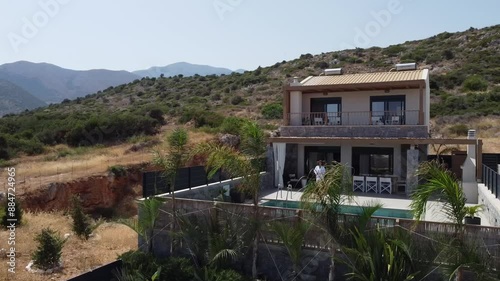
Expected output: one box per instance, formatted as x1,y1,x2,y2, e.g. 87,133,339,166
276,183,293,201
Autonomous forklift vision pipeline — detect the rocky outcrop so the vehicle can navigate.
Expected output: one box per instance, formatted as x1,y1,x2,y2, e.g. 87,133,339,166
218,134,240,148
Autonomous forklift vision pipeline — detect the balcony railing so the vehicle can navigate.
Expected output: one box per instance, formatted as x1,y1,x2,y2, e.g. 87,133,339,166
287,110,421,126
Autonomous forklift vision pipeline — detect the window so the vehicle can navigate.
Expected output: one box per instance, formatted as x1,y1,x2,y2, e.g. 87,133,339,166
370,95,405,125
304,146,341,177
352,147,393,175
311,98,342,125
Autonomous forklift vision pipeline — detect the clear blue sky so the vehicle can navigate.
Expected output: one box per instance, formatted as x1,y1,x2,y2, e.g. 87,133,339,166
1,0,499,72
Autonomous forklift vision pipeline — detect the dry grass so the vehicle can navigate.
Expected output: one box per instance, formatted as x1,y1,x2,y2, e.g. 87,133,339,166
0,212,137,281
430,116,500,153
7,127,215,196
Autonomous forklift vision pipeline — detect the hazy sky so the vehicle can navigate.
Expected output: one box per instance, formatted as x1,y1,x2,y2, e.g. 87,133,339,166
1,0,499,72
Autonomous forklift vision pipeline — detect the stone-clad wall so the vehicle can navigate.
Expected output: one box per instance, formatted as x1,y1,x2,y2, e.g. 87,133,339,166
280,125,428,138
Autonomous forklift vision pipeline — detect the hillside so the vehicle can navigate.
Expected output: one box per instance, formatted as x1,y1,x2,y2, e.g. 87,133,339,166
0,61,140,104
133,61,239,78
1,24,500,159
0,79,46,116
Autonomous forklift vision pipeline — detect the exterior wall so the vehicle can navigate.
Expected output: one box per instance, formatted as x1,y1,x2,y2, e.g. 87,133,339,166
341,143,352,168
302,89,421,114
478,183,500,227
290,91,302,125
424,70,430,131
301,89,421,127
280,125,428,138
298,144,305,176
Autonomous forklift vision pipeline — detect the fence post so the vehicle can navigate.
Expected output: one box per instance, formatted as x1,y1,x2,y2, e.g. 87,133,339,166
494,174,500,199
188,167,191,190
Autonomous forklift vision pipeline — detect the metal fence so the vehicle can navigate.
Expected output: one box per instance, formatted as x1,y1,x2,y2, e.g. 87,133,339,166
67,260,122,281
157,197,500,273
483,164,500,199
142,166,230,197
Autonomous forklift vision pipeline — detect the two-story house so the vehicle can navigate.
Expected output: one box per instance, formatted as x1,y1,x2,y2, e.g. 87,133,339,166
270,65,433,195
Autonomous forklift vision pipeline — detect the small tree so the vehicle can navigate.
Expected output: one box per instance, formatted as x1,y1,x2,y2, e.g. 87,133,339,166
2,198,23,228
70,196,94,239
462,75,488,92
32,228,65,270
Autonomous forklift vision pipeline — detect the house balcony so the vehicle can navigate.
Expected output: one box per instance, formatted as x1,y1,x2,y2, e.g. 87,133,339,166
282,110,428,138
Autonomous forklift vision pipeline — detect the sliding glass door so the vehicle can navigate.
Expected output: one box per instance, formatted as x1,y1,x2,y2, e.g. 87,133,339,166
311,98,342,125
352,147,394,176
370,95,405,125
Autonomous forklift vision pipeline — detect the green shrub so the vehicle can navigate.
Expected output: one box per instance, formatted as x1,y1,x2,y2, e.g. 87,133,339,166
220,117,247,135
32,228,65,270
196,267,245,281
109,165,127,177
462,75,488,92
195,112,225,128
119,251,194,281
2,198,23,228
448,124,469,136
261,103,283,119
231,96,244,105
382,45,406,57
70,196,93,239
442,49,454,60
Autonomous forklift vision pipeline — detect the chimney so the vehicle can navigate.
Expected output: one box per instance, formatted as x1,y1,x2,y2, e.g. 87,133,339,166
290,77,302,86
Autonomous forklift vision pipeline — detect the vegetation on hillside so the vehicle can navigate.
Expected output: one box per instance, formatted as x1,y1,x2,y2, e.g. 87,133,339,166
1,25,500,159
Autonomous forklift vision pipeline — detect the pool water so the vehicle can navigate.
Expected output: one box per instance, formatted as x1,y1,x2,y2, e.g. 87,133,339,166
260,200,414,219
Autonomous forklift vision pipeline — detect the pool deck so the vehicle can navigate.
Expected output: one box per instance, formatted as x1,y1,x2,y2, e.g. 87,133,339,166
260,189,491,226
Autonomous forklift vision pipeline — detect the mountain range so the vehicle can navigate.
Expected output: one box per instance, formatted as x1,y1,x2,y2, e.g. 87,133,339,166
133,62,242,78
0,79,46,116
1,24,500,158
0,61,242,115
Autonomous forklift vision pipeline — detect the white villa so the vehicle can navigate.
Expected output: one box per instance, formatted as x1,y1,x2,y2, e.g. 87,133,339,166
269,64,484,202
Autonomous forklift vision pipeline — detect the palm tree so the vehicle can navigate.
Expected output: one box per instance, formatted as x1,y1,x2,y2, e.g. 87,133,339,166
409,160,492,281
410,160,468,226
270,219,310,280
193,121,266,279
341,226,418,281
153,128,189,253
300,162,353,281
120,196,165,254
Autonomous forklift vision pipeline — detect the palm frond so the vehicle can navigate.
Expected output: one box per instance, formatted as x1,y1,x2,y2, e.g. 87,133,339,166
410,160,466,225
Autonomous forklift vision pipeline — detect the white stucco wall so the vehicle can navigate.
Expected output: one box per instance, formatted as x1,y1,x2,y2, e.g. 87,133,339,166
290,91,302,125
478,183,500,227
423,69,430,130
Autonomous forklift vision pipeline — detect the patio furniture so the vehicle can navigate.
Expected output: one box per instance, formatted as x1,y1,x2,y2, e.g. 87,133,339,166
328,116,341,125
371,116,383,125
353,176,365,192
314,117,324,125
385,116,400,125
365,176,378,193
379,177,392,194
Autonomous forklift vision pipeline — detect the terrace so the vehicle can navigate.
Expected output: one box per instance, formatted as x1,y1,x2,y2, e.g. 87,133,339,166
287,110,421,126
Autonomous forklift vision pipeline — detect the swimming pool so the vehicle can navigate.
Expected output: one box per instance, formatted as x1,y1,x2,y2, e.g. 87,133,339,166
260,200,414,219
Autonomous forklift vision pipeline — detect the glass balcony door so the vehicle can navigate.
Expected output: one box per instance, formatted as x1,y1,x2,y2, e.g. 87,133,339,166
311,98,342,125
370,95,405,125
